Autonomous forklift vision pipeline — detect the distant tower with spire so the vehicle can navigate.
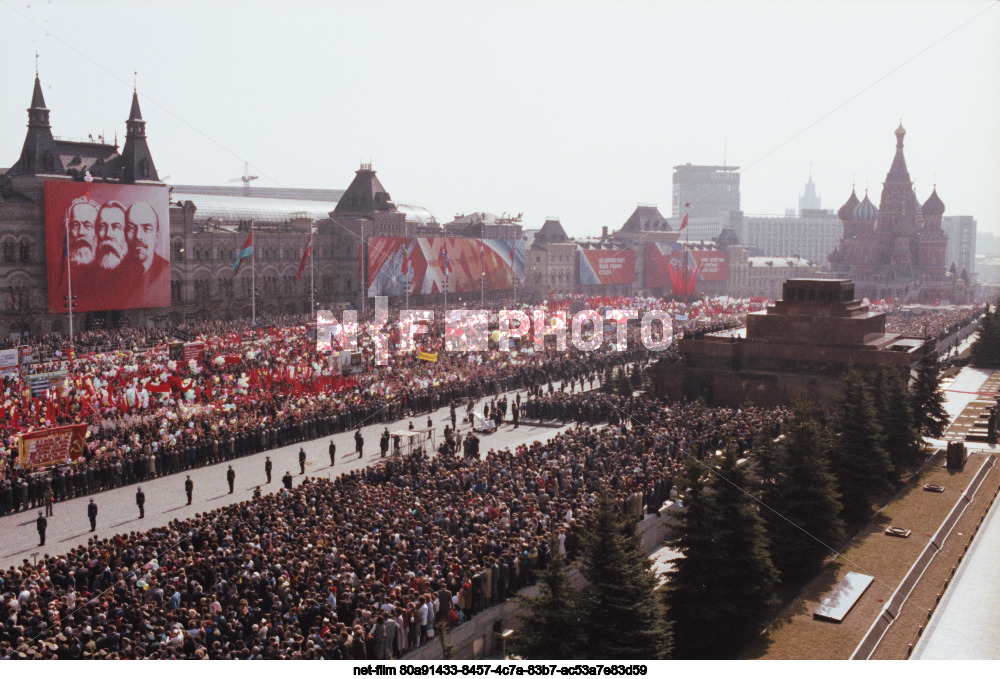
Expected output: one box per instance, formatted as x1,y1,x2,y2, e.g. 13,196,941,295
798,163,821,214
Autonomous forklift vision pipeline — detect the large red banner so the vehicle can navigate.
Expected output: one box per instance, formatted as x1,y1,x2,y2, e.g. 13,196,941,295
45,181,170,312
578,249,635,286
18,424,89,469
644,243,729,292
691,250,729,280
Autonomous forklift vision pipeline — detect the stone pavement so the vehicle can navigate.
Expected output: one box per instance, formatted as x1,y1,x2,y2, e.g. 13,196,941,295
912,483,1000,659
0,378,595,570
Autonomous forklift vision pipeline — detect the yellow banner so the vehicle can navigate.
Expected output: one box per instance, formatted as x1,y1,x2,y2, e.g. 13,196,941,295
417,351,438,362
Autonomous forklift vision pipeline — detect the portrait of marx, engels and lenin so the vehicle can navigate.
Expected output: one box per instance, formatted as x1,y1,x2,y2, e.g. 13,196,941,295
46,182,170,313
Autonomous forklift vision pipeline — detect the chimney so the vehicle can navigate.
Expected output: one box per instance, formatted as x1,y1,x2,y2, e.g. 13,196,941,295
601,226,608,239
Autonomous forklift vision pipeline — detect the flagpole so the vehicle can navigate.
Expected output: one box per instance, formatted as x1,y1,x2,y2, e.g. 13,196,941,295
361,220,366,318
405,221,409,311
309,230,315,319
251,219,256,325
65,223,74,350
443,224,448,316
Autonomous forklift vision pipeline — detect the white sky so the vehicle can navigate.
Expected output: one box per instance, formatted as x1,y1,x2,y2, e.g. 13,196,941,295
2,0,998,238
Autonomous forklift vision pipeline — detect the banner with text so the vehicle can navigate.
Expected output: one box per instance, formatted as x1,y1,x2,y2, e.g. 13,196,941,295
18,423,89,469
578,249,635,286
645,243,730,293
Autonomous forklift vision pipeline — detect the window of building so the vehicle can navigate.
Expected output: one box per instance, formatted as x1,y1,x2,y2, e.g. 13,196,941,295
19,242,30,264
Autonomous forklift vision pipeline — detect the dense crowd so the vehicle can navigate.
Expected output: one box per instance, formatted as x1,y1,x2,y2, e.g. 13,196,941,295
1,305,651,513
879,304,984,341
0,391,789,659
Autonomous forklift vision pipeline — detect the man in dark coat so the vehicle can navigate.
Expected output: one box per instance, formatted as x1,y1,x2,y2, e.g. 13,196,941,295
298,447,307,475
328,439,336,466
282,471,293,490
354,428,364,459
36,511,47,546
87,498,98,532
226,465,236,493
185,475,194,505
265,456,273,484
135,487,145,519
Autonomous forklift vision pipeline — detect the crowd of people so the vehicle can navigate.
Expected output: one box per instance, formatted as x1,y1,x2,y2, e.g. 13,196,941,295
0,389,790,659
1,306,650,514
879,304,984,341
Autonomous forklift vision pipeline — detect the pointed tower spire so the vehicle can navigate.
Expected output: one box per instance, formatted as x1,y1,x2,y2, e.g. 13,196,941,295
119,89,158,182
9,70,63,176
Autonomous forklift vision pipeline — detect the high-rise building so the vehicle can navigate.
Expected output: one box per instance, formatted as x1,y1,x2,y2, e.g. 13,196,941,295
744,210,840,266
942,215,976,280
672,164,740,220
798,164,821,214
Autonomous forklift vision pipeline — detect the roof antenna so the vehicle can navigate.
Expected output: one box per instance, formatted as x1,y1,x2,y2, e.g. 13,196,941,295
35,51,39,77
134,68,137,91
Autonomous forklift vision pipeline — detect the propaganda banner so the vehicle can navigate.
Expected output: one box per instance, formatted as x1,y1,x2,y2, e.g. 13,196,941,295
45,181,170,312
578,249,635,286
691,249,729,280
0,349,19,378
367,237,525,297
183,341,206,364
18,423,89,469
644,243,730,293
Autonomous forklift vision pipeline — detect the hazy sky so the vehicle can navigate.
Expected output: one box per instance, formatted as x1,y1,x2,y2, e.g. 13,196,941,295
2,0,998,237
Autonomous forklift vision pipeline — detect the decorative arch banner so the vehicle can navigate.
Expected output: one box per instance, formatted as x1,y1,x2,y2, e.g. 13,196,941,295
45,181,170,312
578,249,635,286
366,237,524,297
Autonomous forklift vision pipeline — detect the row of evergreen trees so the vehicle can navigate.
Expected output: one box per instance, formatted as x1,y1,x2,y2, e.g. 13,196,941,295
509,494,672,660
971,304,1000,367
511,354,948,660
602,364,644,397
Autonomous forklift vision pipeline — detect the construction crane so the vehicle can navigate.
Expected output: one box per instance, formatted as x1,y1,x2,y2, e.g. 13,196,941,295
228,161,259,190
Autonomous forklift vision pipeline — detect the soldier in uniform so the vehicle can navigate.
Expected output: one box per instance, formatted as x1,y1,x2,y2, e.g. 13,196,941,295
265,456,273,484
135,487,145,519
36,511,47,546
328,439,336,466
185,475,194,505
299,447,307,475
226,465,236,494
87,498,98,532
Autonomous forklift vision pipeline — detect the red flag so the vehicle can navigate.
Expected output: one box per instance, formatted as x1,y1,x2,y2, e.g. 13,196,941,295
679,214,689,230
297,232,314,280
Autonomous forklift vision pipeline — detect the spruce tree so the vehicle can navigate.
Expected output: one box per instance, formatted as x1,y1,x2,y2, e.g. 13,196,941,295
666,451,778,658
509,549,584,659
882,368,922,471
911,352,949,439
578,494,672,659
831,372,893,524
971,305,1000,368
763,405,845,584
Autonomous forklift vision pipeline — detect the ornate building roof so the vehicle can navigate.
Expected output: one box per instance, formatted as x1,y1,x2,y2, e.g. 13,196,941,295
838,188,860,220
331,163,395,216
853,193,878,221
922,188,945,216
